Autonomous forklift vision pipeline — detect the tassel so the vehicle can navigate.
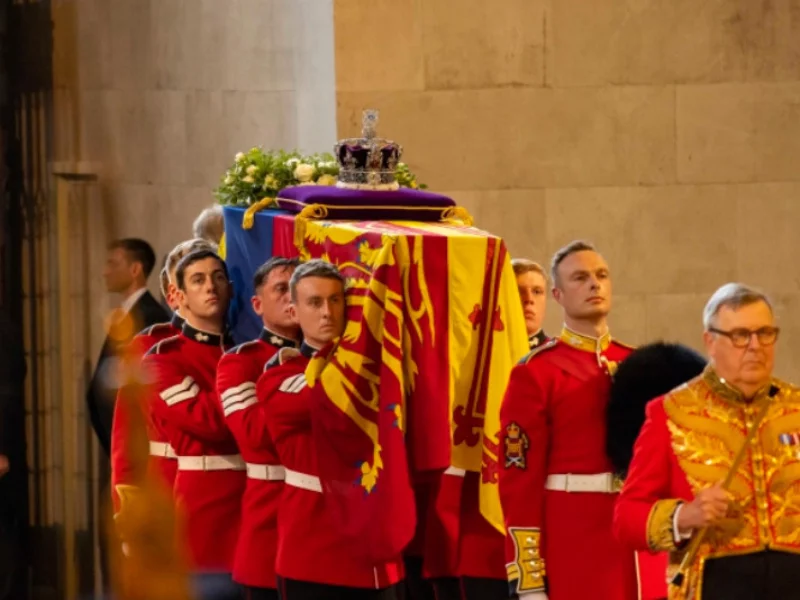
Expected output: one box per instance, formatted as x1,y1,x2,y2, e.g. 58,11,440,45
293,203,330,258
441,206,475,227
217,232,227,259
241,197,275,230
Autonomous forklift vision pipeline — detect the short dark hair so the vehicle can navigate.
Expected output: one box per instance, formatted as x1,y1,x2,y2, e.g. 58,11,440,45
289,259,345,302
175,249,229,290
550,240,597,285
253,256,301,291
109,238,157,278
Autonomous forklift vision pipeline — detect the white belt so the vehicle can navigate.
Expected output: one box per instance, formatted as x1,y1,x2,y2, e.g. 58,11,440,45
444,466,466,477
284,468,322,493
544,473,620,494
245,463,286,481
177,454,246,472
148,441,177,459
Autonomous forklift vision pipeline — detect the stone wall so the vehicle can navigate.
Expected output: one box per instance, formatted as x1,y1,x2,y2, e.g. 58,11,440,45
49,0,800,378
52,0,337,354
334,0,800,380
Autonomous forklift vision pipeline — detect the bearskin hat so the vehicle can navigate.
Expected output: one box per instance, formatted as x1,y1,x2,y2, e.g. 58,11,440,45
607,341,706,477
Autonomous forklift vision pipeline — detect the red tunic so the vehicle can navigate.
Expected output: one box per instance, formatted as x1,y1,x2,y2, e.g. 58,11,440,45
110,319,181,513
145,324,245,573
256,345,405,589
498,328,638,600
215,329,297,589
614,371,800,598
111,313,184,513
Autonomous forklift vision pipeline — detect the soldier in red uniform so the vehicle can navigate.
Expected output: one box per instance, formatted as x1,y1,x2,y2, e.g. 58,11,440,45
145,249,244,600
111,238,215,514
430,256,552,600
215,257,301,599
257,259,405,600
614,283,800,600
498,240,638,600
512,258,548,350
606,341,706,600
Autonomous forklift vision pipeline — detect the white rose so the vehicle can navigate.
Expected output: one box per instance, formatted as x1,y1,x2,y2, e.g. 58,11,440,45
235,152,245,163
242,175,254,184
246,165,258,176
285,158,300,167
294,163,315,183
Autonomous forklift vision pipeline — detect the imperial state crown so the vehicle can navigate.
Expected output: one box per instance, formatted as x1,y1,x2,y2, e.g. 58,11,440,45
334,109,403,191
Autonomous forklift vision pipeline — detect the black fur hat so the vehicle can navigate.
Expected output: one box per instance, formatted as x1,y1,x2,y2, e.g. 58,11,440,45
607,341,706,477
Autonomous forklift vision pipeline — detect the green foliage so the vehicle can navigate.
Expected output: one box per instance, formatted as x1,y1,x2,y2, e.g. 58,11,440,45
214,147,426,206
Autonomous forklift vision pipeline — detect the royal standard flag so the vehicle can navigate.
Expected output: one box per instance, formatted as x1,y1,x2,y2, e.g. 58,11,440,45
222,203,528,550
394,222,529,533
288,216,528,561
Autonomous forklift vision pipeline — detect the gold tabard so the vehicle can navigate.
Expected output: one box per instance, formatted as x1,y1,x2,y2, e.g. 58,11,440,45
663,368,800,599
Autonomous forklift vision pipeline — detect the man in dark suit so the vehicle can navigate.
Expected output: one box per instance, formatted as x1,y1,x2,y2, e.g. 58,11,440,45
87,239,169,593
87,238,169,456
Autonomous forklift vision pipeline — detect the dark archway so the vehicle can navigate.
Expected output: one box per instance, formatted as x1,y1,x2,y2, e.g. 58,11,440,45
2,0,54,598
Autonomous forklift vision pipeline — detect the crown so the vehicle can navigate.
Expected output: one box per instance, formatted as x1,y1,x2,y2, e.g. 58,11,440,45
334,109,403,191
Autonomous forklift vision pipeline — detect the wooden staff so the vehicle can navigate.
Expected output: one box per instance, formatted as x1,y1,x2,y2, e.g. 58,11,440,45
670,386,777,589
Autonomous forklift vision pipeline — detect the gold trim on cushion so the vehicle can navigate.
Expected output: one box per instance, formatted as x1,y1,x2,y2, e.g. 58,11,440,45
647,498,683,551
276,196,466,219
506,527,546,593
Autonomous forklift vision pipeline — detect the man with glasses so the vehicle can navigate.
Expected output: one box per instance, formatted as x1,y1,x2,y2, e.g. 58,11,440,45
614,282,800,599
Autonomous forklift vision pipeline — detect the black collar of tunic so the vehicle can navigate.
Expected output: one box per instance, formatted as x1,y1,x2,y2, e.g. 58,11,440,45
529,329,547,350
300,341,318,359
170,312,185,329
259,327,299,349
182,322,224,347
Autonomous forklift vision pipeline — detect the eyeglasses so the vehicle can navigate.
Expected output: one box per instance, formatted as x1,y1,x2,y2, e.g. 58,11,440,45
708,326,780,348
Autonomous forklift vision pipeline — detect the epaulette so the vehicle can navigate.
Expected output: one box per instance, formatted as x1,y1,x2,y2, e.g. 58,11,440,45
264,347,303,371
612,338,637,351
140,321,173,338
145,334,181,356
227,339,260,355
519,338,558,365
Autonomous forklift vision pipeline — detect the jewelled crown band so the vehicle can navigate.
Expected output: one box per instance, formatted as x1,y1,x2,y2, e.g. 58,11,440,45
334,110,403,191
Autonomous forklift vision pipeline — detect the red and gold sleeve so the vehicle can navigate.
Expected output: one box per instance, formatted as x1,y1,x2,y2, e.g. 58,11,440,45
216,352,275,453
613,397,683,552
109,335,153,513
110,386,137,513
498,363,548,594
146,354,229,442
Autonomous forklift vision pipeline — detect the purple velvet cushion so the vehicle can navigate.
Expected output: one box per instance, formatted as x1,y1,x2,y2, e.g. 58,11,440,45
276,185,456,222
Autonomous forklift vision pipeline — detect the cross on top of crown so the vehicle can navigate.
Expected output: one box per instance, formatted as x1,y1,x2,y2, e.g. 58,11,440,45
362,109,379,140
